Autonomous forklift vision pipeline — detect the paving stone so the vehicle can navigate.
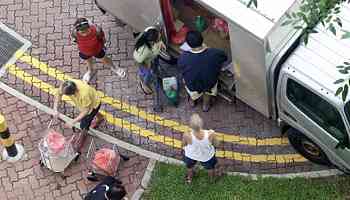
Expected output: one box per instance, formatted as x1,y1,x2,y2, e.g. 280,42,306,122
0,90,148,199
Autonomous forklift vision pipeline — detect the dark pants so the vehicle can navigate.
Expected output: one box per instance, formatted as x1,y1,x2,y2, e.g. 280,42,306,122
80,104,101,130
76,104,101,153
138,58,163,112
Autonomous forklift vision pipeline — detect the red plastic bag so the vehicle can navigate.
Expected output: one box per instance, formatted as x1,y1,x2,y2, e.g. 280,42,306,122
212,18,229,34
171,26,190,45
92,148,120,176
46,130,66,155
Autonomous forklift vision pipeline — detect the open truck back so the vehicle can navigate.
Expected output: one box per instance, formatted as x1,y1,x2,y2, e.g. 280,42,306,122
95,0,350,172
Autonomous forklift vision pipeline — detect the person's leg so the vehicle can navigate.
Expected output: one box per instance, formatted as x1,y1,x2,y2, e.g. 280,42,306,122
203,83,218,112
100,53,126,78
95,112,104,122
86,57,94,73
183,156,196,184
78,106,100,154
184,85,202,107
138,67,154,95
78,129,88,154
79,52,94,82
202,156,218,182
150,59,163,112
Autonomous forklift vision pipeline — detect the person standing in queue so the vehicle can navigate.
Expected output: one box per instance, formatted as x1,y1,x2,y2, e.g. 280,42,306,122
133,26,166,112
178,31,228,112
133,27,166,95
53,79,104,157
182,113,219,183
72,18,126,82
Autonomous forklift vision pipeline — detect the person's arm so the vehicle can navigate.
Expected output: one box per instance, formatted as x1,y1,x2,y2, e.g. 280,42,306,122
182,133,190,148
53,86,63,118
96,25,106,44
152,41,165,56
177,55,186,73
133,46,152,67
71,108,90,125
208,130,220,147
215,49,228,70
71,30,77,43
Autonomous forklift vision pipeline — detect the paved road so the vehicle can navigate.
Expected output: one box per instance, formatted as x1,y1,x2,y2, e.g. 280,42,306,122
0,89,149,200
0,0,330,179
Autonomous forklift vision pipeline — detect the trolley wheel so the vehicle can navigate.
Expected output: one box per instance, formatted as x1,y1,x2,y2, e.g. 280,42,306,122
120,154,129,161
74,152,81,162
87,172,99,182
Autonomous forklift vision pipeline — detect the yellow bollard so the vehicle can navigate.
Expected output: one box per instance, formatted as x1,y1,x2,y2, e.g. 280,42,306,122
0,114,24,162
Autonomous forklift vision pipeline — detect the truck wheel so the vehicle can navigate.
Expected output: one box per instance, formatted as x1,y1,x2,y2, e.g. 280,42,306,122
286,128,331,166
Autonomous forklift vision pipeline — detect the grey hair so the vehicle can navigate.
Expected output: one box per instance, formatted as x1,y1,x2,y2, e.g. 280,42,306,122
189,113,203,132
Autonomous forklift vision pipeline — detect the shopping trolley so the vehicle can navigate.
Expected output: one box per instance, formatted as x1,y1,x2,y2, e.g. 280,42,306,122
85,138,129,182
38,119,79,174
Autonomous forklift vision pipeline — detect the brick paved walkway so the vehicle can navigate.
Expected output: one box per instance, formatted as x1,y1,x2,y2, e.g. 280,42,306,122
0,0,331,179
0,90,149,200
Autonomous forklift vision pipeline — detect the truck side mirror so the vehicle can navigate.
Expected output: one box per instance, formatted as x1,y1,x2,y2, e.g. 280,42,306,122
329,126,349,149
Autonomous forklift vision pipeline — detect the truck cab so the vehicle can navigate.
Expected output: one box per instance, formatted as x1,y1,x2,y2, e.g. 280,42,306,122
276,4,350,170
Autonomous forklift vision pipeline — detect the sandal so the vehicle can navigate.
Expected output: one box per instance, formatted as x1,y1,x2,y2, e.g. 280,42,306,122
139,82,153,95
112,67,126,78
185,174,193,184
185,173,194,184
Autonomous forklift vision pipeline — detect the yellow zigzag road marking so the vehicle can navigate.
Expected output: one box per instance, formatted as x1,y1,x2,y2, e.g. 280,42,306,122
18,54,290,146
6,64,306,163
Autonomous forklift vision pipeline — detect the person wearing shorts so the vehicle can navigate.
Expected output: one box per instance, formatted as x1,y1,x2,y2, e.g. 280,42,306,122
178,31,227,112
72,18,125,82
53,79,104,156
182,114,219,183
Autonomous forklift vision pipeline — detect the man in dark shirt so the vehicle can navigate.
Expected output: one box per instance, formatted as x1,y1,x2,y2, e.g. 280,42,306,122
178,31,228,112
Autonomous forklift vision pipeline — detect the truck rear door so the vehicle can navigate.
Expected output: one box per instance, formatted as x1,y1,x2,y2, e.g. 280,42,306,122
95,0,162,31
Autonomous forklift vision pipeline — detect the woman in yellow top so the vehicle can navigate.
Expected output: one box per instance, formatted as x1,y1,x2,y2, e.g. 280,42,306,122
53,79,104,155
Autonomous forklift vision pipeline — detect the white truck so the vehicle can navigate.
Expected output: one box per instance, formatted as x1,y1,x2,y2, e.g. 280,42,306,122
94,0,350,172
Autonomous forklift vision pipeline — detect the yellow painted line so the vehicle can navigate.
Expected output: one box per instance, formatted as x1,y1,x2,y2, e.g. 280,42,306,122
216,151,307,163
6,64,180,148
6,64,307,163
18,54,290,146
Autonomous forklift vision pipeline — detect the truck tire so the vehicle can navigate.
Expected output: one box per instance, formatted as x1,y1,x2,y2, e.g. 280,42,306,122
286,128,331,166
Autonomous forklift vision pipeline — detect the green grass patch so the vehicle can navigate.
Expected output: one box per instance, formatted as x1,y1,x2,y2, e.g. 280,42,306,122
143,163,350,200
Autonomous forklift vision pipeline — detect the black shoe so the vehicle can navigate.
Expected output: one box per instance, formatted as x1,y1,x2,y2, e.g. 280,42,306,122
74,152,81,162
87,172,99,182
153,105,163,113
120,154,130,161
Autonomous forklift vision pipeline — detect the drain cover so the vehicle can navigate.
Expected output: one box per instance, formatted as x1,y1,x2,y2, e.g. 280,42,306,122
0,28,24,67
0,23,31,75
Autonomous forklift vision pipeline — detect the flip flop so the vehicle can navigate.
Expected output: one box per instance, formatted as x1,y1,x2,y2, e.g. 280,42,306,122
185,174,193,184
139,82,153,95
112,67,126,78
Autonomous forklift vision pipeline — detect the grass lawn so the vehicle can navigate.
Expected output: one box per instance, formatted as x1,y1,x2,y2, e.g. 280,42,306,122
143,163,350,200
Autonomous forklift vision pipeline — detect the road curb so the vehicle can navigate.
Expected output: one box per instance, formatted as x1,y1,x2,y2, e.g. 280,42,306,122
226,169,343,179
131,159,157,200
